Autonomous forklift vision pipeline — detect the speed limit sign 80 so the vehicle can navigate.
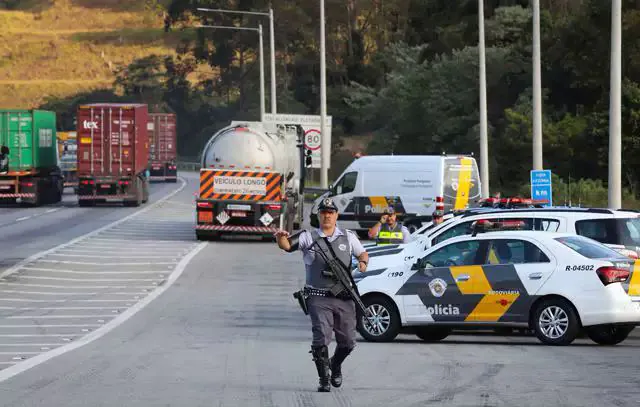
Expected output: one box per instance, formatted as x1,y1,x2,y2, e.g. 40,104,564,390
304,129,321,151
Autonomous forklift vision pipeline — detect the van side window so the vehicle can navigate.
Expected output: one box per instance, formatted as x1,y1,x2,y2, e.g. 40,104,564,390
333,171,357,195
575,219,617,244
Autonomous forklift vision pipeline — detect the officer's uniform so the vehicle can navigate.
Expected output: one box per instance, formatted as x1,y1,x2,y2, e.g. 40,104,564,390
288,198,366,391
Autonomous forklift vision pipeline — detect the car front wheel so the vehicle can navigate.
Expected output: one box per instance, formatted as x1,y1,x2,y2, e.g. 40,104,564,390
356,295,401,342
532,298,580,345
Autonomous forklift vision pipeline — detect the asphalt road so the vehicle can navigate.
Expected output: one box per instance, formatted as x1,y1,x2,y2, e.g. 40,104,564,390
0,172,639,406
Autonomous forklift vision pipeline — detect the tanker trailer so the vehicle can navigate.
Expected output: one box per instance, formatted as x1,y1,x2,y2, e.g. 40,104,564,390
195,122,305,240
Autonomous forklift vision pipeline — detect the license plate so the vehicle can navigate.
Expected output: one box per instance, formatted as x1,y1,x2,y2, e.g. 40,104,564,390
198,212,213,223
227,204,251,211
100,184,111,189
0,185,10,190
231,211,247,217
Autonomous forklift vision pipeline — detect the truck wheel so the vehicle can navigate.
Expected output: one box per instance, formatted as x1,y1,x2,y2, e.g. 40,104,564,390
78,199,95,207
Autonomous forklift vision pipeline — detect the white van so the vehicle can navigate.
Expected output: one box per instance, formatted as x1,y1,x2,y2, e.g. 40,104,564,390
310,155,482,234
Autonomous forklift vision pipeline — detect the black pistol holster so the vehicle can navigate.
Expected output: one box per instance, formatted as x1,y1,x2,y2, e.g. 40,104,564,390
293,290,309,315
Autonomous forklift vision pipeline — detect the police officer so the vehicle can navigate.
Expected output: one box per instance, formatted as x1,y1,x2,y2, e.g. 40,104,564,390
367,205,411,245
274,197,368,392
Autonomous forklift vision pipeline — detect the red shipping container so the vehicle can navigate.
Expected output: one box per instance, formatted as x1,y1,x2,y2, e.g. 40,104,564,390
148,113,177,165
76,103,149,177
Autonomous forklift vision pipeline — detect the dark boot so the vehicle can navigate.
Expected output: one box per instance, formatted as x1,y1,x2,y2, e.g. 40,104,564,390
329,346,353,388
310,345,331,392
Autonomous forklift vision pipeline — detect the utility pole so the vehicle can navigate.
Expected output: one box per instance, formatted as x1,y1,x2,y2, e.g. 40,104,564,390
197,7,277,114
532,0,543,170
609,0,622,209
478,0,489,198
319,0,329,189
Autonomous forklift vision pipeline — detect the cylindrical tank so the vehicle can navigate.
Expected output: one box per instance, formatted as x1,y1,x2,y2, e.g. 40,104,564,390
200,122,301,190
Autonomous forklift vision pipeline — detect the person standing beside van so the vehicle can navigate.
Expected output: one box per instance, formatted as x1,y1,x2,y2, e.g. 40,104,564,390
368,205,411,245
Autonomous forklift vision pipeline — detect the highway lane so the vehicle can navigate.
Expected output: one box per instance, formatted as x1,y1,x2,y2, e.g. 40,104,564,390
0,175,640,406
0,181,183,272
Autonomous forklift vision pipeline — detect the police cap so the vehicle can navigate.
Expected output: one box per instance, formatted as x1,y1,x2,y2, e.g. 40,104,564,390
318,197,339,212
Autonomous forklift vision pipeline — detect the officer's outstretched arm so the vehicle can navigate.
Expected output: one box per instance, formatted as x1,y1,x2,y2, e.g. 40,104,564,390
278,230,304,252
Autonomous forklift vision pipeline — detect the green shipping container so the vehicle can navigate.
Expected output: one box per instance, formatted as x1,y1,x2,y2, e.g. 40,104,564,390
0,109,58,172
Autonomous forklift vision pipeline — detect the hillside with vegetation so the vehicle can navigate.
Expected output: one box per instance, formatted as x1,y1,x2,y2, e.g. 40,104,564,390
0,0,211,108
4,0,640,207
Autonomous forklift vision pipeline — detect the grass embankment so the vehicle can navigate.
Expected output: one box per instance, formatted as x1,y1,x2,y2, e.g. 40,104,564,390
0,0,193,108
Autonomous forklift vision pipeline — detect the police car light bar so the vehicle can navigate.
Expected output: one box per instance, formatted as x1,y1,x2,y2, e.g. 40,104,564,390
477,196,549,209
470,219,527,236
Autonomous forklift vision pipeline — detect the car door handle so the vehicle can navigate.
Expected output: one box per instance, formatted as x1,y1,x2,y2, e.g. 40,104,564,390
456,275,470,282
529,272,543,280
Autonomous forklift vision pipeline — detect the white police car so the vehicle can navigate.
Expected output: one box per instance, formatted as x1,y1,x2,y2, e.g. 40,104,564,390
354,220,640,346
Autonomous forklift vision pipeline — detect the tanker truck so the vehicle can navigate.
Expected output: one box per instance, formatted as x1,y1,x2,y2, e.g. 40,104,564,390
195,121,306,240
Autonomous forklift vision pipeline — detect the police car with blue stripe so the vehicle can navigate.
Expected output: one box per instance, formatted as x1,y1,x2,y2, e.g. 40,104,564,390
355,219,640,346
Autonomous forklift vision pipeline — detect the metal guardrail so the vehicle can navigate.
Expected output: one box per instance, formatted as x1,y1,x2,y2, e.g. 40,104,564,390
176,161,201,171
303,186,329,195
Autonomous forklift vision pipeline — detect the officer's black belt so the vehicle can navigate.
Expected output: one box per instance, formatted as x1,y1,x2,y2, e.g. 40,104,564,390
304,287,331,297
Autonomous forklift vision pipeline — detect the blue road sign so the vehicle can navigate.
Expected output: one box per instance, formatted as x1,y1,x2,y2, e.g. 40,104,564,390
530,170,552,207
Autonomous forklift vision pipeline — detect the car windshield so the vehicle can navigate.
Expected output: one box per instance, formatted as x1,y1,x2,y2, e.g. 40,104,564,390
555,235,629,260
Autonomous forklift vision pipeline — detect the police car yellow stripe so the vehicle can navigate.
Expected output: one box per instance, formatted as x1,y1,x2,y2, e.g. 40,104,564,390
448,264,526,323
454,157,473,210
465,292,520,322
449,266,491,294
628,260,640,296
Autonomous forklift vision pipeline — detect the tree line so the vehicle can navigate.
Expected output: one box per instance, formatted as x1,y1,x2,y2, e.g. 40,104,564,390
39,0,640,207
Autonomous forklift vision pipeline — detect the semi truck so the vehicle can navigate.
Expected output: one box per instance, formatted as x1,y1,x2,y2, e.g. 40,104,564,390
195,121,306,240
75,103,150,207
0,109,64,206
148,113,177,182
57,131,78,193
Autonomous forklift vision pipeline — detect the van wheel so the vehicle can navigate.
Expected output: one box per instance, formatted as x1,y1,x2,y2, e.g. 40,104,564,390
585,324,634,345
532,298,580,345
356,295,401,342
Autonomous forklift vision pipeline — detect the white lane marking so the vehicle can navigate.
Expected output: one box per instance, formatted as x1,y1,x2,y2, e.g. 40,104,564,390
71,299,137,303
0,334,82,337
46,254,179,259
0,344,65,347
45,209,59,214
15,276,160,282
55,249,188,254
22,267,167,275
0,299,67,303
0,241,206,383
7,315,116,319
0,307,127,310
86,238,188,244
0,325,102,328
15,217,31,222
0,352,42,355
37,260,177,266
0,283,157,290
0,362,16,365
0,290,98,296
0,177,187,280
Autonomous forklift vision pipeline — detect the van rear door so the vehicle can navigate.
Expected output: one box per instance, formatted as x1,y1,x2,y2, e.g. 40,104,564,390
442,156,481,212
